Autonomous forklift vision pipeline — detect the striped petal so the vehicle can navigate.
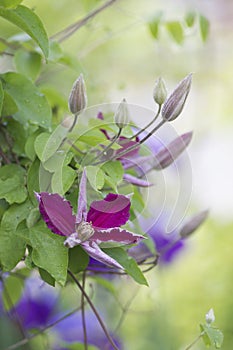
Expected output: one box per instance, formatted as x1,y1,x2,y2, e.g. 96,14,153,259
36,192,75,236
81,241,123,269
87,193,130,229
91,227,144,245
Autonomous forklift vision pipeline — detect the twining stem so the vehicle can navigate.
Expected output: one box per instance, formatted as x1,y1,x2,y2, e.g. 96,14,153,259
5,304,84,350
90,126,122,165
94,119,166,165
184,332,204,350
68,113,78,133
130,105,161,140
50,0,118,43
81,272,88,350
68,270,119,350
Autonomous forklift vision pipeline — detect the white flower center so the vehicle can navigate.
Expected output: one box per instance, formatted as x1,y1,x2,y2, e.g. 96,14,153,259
76,221,94,242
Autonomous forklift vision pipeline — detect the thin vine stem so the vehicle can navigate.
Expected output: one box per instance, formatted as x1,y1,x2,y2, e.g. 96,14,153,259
91,126,122,165
50,0,118,43
5,304,84,350
81,271,88,350
68,269,120,350
130,104,161,140
94,119,166,165
184,332,204,350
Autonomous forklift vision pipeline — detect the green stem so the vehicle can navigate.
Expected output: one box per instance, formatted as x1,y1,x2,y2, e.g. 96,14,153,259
68,270,119,350
130,105,161,140
81,272,88,350
50,0,118,43
184,332,204,350
91,127,122,165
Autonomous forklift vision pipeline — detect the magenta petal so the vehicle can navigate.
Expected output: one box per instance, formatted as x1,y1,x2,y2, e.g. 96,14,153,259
81,241,123,269
36,192,75,236
87,193,131,229
76,169,88,224
91,227,145,244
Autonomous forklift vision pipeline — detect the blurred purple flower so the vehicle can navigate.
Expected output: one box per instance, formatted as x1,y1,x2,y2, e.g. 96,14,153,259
129,214,185,265
53,311,122,350
1,275,122,350
36,170,144,270
12,276,59,330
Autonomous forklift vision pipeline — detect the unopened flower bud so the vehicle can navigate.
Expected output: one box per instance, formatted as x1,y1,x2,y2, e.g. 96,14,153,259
153,131,193,170
114,98,129,129
162,73,192,121
180,210,208,238
153,77,167,105
205,308,215,324
68,74,87,115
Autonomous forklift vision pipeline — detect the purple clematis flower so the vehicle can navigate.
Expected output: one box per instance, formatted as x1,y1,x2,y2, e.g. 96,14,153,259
36,170,144,270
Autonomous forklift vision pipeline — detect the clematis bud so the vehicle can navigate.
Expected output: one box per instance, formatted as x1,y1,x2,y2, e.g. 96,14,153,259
153,77,167,105
205,308,215,324
114,98,129,129
162,73,192,121
180,210,208,238
68,74,87,115
152,131,193,170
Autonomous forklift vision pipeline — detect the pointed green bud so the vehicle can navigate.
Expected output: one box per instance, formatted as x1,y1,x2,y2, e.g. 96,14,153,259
152,131,193,170
114,98,129,129
180,209,208,238
68,74,87,115
162,73,192,121
205,308,215,324
153,77,167,105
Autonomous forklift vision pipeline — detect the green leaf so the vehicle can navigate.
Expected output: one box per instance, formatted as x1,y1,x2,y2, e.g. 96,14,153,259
0,5,49,58
0,200,32,270
6,119,28,156
0,164,27,204
34,125,68,162
2,274,24,311
77,128,108,146
1,91,18,116
27,158,40,204
34,132,50,160
148,12,163,39
0,80,4,115
25,129,41,161
68,246,89,274
185,11,196,28
86,165,105,191
103,247,148,286
0,0,23,9
89,276,116,295
39,267,55,287
200,324,224,348
30,221,68,286
26,207,40,228
102,160,124,190
1,72,52,128
199,15,210,42
48,40,63,62
166,21,184,44
51,165,76,195
14,49,42,81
